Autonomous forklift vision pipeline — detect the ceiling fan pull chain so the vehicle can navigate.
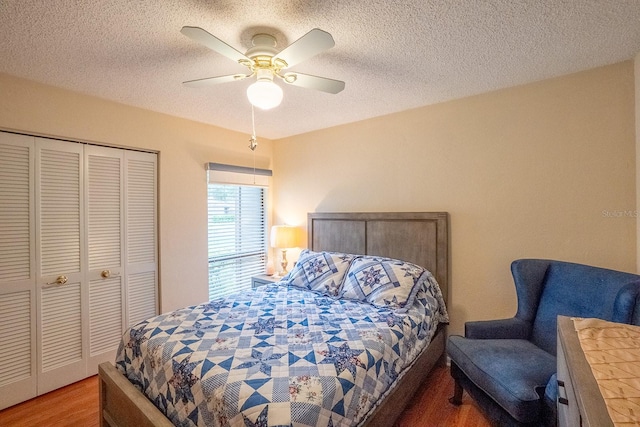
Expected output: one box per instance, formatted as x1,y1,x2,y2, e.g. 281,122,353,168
249,104,258,151
251,104,257,142
248,104,258,184
253,149,256,185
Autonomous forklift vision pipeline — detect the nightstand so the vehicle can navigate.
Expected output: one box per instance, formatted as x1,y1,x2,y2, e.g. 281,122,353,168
251,274,279,288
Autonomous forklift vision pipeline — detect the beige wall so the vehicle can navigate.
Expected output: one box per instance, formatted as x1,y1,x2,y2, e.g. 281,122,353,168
1,61,636,336
273,62,637,336
636,53,640,271
0,73,274,313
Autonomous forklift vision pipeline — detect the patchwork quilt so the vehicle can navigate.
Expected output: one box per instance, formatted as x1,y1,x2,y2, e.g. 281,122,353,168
116,279,448,427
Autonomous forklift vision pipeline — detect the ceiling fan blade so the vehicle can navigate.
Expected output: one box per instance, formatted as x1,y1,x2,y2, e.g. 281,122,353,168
282,72,345,94
273,29,335,68
181,26,251,64
183,73,250,88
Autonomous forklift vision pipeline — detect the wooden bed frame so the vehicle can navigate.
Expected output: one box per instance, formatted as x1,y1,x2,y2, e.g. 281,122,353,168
99,212,449,427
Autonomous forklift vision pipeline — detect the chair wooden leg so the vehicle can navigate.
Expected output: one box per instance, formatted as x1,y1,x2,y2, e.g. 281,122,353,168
449,377,463,405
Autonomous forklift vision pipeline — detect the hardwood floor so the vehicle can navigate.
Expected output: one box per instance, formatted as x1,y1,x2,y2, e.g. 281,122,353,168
0,364,490,426
396,364,491,427
0,375,99,427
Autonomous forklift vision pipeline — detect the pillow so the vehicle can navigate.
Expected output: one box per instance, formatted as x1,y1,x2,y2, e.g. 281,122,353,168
340,256,430,312
284,249,356,297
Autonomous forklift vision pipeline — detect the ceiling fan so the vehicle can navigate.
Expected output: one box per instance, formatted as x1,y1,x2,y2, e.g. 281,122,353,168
180,26,345,110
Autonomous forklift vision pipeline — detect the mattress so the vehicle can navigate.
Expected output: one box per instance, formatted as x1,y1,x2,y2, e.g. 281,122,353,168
116,279,448,426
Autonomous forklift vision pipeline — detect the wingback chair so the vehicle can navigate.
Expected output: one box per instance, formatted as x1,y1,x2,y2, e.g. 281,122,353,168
447,259,640,426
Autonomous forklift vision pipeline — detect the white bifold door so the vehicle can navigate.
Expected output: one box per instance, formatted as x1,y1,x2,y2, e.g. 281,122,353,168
0,132,157,409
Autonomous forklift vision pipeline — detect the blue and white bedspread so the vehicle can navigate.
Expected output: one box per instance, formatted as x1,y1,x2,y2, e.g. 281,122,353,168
116,280,448,427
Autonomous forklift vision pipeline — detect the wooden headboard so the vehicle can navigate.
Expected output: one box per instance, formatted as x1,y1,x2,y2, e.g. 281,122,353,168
307,212,449,303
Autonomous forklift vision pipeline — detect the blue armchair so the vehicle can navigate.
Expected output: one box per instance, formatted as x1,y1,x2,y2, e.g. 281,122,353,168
447,259,640,426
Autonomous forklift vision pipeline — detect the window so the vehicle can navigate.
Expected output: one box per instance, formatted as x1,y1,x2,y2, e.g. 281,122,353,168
206,163,270,300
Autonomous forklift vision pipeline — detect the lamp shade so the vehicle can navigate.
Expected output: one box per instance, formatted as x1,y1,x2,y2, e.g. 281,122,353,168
247,80,283,110
270,225,298,249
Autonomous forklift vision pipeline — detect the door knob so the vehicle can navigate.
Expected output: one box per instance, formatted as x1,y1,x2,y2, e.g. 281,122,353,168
101,270,111,278
47,275,68,285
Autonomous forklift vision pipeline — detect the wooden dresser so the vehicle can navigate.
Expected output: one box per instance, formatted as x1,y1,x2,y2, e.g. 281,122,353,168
556,316,613,427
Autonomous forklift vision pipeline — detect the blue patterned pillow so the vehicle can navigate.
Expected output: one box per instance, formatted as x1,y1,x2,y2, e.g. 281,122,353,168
284,249,356,297
340,256,430,312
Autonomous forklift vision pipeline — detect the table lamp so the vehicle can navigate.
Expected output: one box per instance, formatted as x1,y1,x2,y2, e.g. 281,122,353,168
270,225,298,276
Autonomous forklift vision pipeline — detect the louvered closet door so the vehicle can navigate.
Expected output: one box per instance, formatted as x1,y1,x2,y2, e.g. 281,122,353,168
0,133,37,410
125,151,158,327
85,146,124,374
35,138,87,395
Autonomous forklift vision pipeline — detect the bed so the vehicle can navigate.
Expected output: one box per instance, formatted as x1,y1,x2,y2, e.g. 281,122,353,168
99,212,449,427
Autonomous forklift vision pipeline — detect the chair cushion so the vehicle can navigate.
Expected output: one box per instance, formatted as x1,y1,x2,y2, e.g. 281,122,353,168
447,335,556,423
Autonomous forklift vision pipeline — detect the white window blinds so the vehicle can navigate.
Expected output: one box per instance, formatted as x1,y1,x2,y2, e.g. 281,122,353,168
206,163,270,300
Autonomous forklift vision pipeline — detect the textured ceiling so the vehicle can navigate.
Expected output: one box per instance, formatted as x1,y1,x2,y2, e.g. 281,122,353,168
1,1,640,139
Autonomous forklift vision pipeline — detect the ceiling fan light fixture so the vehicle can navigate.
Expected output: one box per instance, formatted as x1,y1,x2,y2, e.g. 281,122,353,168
247,69,283,110
182,26,345,108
